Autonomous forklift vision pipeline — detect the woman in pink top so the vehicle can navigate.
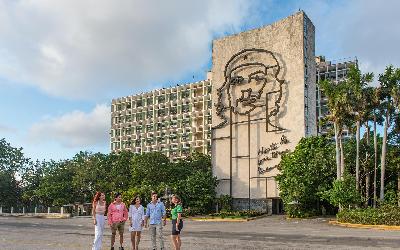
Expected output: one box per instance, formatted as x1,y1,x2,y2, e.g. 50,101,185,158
107,192,128,250
92,192,106,250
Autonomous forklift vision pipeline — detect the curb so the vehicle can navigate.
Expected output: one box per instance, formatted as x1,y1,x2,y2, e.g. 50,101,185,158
0,213,71,219
188,214,269,222
329,220,400,230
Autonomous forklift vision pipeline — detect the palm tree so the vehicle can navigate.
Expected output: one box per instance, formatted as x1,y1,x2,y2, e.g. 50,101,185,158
346,65,373,190
319,79,351,180
370,87,383,208
378,66,400,201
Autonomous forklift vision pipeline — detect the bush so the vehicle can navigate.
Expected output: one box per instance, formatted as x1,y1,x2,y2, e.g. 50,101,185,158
337,205,400,225
209,210,265,218
276,136,336,217
320,173,362,208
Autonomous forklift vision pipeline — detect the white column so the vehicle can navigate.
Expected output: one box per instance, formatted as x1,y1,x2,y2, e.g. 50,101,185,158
11,207,14,214
47,207,51,214
0,206,2,214
34,207,37,214
60,207,64,215
23,207,25,214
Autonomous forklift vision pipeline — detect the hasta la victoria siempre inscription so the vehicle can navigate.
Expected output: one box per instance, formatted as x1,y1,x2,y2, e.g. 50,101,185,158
257,135,290,175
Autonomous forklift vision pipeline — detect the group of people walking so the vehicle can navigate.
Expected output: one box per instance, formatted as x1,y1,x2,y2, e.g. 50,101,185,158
92,191,183,250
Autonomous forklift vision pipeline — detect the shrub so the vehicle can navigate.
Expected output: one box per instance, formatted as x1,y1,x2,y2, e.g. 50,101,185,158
276,136,336,217
209,210,265,218
320,173,362,208
337,205,400,225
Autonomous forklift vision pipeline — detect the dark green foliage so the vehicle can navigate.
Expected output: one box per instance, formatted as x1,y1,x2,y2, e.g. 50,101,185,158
276,136,336,217
337,205,400,225
209,210,265,219
320,173,362,208
0,137,217,214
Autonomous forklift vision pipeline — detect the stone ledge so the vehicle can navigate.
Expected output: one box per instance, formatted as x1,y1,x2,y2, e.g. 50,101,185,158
0,213,71,219
188,214,268,222
329,220,400,230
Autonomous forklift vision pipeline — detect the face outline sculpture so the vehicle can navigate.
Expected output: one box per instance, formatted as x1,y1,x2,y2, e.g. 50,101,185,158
214,48,285,131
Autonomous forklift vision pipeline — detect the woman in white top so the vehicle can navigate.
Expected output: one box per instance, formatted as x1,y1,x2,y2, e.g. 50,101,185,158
91,192,106,250
128,196,145,250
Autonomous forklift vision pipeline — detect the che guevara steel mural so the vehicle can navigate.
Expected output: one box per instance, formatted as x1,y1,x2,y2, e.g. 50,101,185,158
212,48,289,203
213,48,286,132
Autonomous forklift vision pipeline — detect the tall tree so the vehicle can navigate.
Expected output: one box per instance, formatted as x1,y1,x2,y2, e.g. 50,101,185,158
378,66,400,200
318,80,351,179
346,65,373,190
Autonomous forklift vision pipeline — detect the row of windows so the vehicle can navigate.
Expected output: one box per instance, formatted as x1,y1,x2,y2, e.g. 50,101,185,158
111,141,211,151
112,87,212,112
112,102,212,124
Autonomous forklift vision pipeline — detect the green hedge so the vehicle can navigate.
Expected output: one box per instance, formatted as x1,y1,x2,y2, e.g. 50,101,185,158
209,210,265,219
337,206,400,226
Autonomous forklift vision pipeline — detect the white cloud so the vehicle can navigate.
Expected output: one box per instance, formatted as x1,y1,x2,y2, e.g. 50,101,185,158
0,124,16,133
27,104,110,148
304,0,400,76
0,0,252,100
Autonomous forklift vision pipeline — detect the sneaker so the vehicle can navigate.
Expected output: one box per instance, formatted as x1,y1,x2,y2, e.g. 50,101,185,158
110,247,114,250
119,247,124,250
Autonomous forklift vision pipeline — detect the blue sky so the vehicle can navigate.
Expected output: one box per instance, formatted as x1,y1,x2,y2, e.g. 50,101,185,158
0,0,399,161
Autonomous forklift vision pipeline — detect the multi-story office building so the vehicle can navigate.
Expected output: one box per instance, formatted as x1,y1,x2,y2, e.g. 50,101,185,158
315,56,358,137
111,78,212,160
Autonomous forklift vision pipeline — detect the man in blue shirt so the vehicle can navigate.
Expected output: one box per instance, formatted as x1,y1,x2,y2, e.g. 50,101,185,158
145,191,166,250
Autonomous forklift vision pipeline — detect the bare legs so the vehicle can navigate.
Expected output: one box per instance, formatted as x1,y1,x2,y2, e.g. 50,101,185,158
131,231,141,250
111,231,124,248
111,232,116,248
171,235,181,250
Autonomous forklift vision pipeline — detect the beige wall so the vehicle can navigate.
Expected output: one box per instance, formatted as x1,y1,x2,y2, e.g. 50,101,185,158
211,12,316,199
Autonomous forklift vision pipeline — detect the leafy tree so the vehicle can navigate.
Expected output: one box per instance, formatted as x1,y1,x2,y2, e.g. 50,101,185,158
0,138,29,207
35,160,75,206
321,173,362,209
276,136,336,217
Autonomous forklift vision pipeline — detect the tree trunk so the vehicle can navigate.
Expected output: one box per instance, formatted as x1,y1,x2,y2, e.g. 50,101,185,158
339,134,345,178
373,113,378,208
334,121,341,180
365,123,371,207
398,173,400,207
380,108,389,201
356,120,361,190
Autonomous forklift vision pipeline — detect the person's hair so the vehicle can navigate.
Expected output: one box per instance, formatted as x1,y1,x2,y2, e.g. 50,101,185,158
131,196,141,205
172,194,181,204
114,192,122,199
92,191,103,203
151,191,158,197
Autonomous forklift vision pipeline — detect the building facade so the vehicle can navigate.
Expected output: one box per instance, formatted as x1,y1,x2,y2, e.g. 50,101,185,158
110,79,212,160
316,56,358,137
211,11,316,212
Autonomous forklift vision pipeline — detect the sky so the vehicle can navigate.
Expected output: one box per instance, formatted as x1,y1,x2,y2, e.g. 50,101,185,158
0,0,399,161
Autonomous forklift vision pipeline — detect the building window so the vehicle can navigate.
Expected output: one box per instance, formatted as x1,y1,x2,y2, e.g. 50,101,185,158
158,109,166,116
136,113,143,121
147,110,153,119
181,90,190,99
170,93,177,101
146,97,153,106
158,95,165,104
170,106,177,115
136,99,143,107
146,124,153,132
182,104,190,113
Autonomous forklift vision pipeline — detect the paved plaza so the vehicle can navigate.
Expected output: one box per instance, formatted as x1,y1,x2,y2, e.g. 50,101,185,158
1,215,400,249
